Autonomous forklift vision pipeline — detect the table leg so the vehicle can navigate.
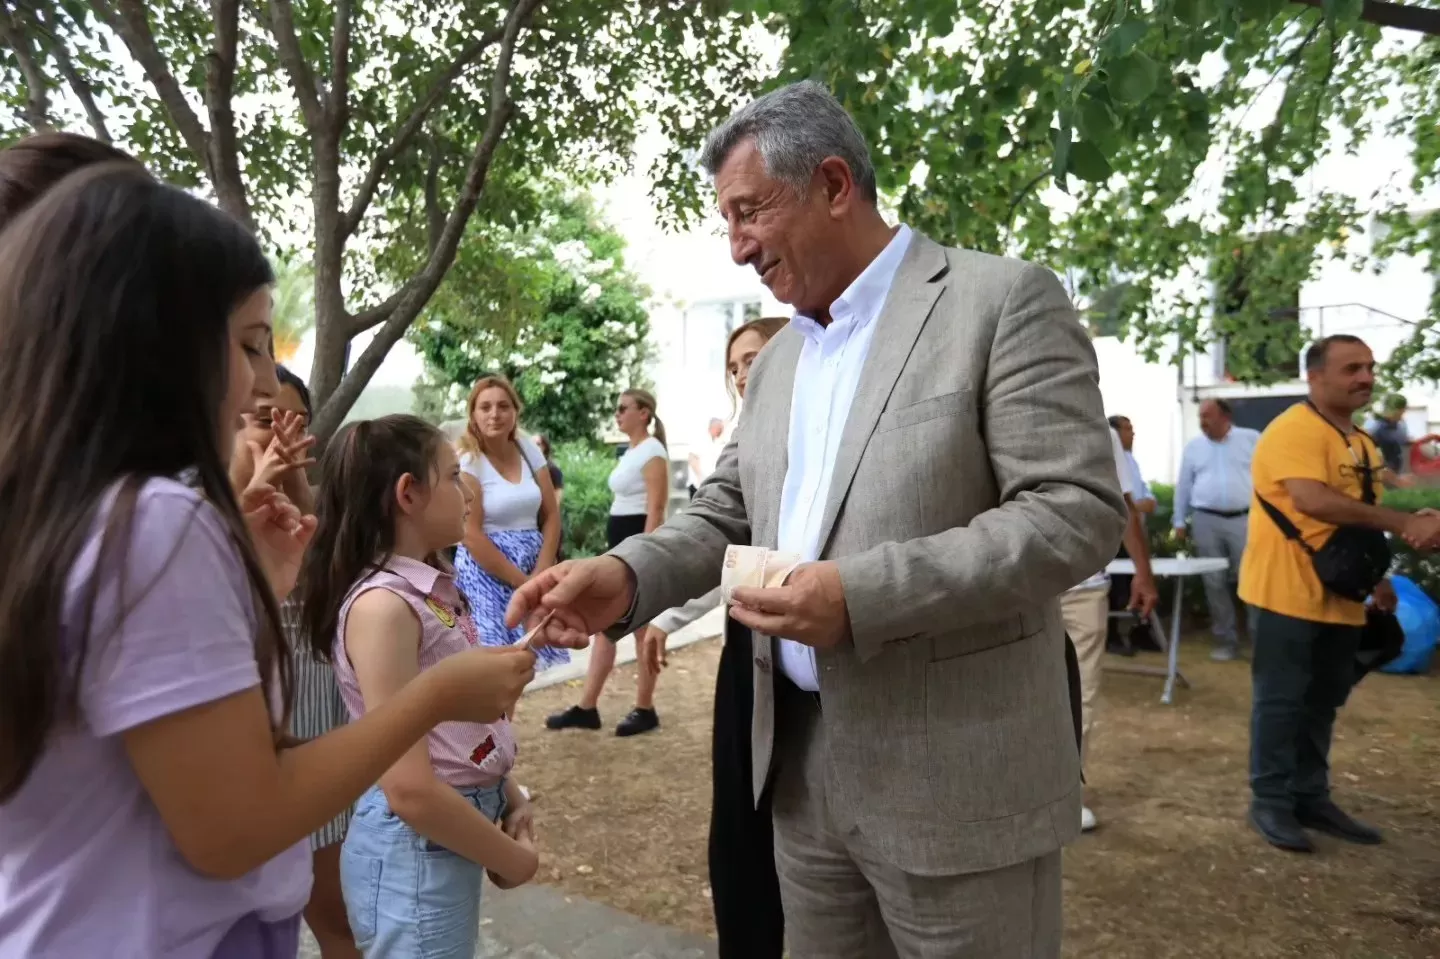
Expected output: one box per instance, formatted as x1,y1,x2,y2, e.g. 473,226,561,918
1162,577,1184,704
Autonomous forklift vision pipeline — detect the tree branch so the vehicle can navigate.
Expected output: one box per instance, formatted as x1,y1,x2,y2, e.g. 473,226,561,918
339,23,506,239
328,0,351,133
315,0,541,439
265,0,325,131
51,41,111,142
205,0,253,230
1289,0,1440,36
95,0,212,162
424,139,444,255
0,1,53,131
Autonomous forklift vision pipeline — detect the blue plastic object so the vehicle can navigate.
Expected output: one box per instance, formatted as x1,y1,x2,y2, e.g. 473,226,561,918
1380,575,1440,675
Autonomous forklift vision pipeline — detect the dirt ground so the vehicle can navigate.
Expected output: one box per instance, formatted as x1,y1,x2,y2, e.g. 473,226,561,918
512,637,1440,958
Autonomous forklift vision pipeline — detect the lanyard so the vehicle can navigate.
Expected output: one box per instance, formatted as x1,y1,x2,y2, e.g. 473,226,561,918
1304,400,1376,505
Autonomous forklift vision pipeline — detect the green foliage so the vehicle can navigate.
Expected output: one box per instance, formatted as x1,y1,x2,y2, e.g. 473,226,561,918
1376,485,1440,603
553,440,616,558
0,1,760,436
1139,482,1211,620
1150,482,1440,608
271,255,315,364
409,189,651,444
722,0,1439,384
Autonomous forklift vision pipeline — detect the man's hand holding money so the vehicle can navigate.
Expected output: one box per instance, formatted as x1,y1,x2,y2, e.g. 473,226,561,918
728,553,852,650
504,556,635,648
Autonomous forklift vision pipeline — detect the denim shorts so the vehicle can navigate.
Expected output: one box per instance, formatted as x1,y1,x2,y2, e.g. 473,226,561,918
340,780,508,958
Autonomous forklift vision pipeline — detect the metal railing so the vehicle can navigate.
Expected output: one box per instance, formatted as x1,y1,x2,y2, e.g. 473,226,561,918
1198,302,1420,388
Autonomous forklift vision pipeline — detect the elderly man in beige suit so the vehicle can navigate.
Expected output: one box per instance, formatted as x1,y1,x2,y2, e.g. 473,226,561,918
509,81,1127,958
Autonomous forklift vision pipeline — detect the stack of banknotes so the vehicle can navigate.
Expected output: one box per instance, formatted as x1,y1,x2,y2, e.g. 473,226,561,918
719,544,802,605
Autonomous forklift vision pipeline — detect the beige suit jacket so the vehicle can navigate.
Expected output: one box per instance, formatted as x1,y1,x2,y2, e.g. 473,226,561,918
610,232,1127,875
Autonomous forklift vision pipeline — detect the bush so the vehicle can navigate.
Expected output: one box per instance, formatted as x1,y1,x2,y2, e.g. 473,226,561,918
1378,485,1440,603
1150,480,1440,610
555,440,615,559
1141,483,1210,620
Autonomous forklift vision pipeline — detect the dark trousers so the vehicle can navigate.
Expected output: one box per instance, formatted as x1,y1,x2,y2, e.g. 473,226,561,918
708,620,784,959
1249,609,1361,810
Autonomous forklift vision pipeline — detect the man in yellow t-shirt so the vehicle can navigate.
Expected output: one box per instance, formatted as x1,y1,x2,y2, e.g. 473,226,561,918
1239,335,1440,854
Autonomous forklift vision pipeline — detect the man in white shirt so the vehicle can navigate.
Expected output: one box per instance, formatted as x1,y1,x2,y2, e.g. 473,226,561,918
509,81,1128,957
1061,426,1158,833
1174,399,1261,660
1108,414,1155,513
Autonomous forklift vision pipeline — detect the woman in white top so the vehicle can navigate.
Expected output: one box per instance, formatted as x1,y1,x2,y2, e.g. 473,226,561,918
546,387,670,736
454,375,568,670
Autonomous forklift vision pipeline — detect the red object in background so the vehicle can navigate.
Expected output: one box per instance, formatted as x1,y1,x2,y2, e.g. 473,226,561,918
1408,435,1440,476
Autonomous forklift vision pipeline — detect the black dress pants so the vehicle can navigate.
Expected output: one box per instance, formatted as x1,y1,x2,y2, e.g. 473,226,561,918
708,618,784,958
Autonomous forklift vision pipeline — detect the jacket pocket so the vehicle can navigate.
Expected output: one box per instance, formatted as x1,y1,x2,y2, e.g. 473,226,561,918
924,632,1076,821
876,389,971,433
929,608,1045,663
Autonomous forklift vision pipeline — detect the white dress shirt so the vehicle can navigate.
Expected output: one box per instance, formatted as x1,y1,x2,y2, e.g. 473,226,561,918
776,224,913,691
1069,427,1134,593
1173,426,1261,525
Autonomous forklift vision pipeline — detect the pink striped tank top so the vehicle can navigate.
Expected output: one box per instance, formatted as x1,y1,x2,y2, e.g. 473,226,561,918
332,555,516,787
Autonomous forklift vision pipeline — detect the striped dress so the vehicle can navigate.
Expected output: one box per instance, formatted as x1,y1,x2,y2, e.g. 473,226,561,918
281,595,351,849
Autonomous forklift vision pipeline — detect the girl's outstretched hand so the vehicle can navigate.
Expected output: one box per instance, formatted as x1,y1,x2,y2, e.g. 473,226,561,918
242,487,316,599
426,646,537,725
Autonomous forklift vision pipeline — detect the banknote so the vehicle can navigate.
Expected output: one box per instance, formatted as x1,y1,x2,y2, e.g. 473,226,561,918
720,544,802,606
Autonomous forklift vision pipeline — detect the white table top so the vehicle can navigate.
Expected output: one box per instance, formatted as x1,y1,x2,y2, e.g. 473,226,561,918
1106,557,1230,577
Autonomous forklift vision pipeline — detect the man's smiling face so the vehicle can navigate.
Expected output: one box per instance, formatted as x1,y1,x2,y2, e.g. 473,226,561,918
714,138,834,315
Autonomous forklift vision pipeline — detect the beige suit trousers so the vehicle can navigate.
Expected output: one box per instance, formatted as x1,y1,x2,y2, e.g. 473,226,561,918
770,684,1063,959
1060,585,1110,766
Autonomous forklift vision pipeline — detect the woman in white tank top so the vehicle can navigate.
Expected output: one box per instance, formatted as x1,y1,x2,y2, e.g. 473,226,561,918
452,376,568,670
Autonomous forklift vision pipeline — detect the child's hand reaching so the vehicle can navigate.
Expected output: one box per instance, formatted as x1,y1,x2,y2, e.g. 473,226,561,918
241,409,316,505
242,487,317,599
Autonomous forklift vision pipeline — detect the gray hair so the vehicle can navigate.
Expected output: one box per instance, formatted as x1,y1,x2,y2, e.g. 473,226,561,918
699,81,878,203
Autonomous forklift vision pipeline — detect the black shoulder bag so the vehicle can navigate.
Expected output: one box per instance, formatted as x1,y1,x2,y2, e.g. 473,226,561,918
1254,403,1391,603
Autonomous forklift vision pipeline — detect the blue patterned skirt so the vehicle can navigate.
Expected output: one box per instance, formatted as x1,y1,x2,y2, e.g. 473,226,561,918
455,528,570,671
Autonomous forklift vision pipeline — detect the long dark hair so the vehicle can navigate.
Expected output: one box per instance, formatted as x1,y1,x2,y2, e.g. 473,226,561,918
276,364,313,418
299,415,448,662
0,164,281,802
0,132,139,228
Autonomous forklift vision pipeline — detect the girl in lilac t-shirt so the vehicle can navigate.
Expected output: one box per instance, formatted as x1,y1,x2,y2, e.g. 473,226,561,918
298,415,539,958
0,165,545,959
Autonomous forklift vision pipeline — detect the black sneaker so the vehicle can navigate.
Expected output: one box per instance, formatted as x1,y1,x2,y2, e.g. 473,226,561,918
545,705,601,731
615,707,660,737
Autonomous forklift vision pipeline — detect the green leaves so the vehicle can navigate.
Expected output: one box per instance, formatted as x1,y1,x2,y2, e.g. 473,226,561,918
1052,116,1073,191
410,189,652,445
1321,0,1366,27
1079,95,1119,152
1106,52,1159,104
1103,20,1147,57
1171,0,1213,27
744,0,1434,390
1069,140,1113,182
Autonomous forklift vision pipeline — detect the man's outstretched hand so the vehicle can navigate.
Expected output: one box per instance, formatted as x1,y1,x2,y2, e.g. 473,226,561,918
505,557,637,648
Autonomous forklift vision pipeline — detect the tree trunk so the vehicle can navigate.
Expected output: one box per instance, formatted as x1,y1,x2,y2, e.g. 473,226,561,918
307,123,349,432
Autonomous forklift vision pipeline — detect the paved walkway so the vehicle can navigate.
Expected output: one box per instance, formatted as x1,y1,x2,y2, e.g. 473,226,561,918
300,606,728,958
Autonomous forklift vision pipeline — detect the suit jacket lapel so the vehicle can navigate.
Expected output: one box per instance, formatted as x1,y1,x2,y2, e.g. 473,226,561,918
750,328,800,549
815,234,949,556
